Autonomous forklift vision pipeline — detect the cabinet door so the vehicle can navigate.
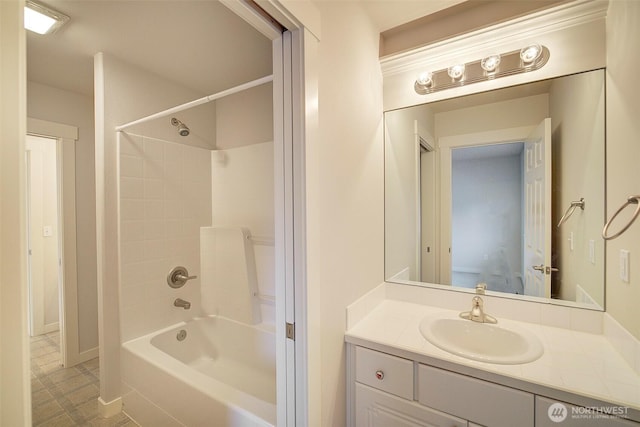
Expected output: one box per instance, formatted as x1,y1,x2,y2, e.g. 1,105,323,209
536,396,638,426
356,383,467,427
418,364,534,427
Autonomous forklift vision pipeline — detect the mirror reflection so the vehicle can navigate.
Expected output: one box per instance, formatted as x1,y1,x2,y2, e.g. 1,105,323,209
385,69,605,309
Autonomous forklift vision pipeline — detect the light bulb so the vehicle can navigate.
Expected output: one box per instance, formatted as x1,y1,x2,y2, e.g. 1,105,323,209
481,54,501,72
447,64,465,80
416,71,433,87
520,44,542,64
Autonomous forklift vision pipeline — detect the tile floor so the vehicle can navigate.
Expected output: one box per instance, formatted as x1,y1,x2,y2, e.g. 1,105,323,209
30,331,137,426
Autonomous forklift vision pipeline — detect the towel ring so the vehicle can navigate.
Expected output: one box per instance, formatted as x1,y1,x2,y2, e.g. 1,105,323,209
602,195,640,240
557,198,585,228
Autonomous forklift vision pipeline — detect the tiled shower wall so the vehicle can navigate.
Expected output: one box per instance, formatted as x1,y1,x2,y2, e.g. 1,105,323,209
119,133,212,342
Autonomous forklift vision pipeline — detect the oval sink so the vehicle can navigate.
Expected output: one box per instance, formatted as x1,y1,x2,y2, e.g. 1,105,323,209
419,313,543,364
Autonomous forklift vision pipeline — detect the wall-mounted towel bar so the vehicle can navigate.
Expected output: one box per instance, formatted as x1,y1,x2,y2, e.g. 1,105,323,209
602,195,640,240
557,198,585,228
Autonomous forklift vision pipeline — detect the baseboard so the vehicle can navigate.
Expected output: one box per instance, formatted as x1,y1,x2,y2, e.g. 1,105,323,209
98,396,123,418
43,322,60,334
79,346,99,362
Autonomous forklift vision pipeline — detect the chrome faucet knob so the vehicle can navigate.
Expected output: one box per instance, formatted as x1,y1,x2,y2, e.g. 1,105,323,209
167,266,197,288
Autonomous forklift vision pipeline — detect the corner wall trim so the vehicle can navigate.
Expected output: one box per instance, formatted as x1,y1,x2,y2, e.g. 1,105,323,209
97,396,122,418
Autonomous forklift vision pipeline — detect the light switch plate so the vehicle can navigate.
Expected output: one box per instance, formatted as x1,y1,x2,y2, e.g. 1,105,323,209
43,225,53,237
620,249,630,283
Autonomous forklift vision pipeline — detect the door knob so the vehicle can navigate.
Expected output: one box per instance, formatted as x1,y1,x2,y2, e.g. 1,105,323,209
532,265,544,272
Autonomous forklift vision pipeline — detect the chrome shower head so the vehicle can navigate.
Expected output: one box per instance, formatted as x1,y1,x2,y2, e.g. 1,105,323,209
171,117,190,137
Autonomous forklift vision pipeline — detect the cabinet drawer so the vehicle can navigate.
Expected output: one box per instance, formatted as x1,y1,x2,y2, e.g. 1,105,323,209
536,396,638,426
355,346,413,400
418,364,534,427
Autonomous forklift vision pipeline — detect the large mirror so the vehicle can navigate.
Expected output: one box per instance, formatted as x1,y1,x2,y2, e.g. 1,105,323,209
385,69,605,309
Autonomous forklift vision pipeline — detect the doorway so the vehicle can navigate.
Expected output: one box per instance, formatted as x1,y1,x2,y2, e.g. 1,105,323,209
26,134,62,340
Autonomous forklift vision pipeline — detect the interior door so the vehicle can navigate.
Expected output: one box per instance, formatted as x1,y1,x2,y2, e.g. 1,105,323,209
523,118,552,298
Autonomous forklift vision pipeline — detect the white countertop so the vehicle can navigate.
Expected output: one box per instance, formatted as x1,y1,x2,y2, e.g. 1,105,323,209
345,299,640,420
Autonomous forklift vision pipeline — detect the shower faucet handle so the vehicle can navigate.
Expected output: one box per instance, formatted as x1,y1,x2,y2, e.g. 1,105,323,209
167,266,197,288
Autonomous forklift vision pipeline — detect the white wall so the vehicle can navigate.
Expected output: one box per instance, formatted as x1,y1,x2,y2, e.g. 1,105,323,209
384,111,419,280
27,81,99,352
119,134,211,341
435,94,549,139
452,152,523,293
0,1,31,423
606,0,640,340
549,71,605,305
305,2,383,425
211,142,275,324
215,82,273,149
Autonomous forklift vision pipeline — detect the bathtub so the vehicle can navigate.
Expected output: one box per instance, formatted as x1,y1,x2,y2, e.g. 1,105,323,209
121,315,276,426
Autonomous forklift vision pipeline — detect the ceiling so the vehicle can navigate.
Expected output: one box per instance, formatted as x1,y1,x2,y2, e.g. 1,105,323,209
27,0,464,98
27,0,275,97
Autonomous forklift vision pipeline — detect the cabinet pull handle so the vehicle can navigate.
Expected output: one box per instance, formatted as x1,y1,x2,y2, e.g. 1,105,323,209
375,370,384,380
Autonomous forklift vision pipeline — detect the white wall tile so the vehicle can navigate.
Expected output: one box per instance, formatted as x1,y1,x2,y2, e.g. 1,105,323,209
144,179,164,200
119,135,212,341
120,177,144,199
120,155,143,178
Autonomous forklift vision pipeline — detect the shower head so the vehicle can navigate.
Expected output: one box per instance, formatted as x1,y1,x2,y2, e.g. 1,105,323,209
171,117,190,137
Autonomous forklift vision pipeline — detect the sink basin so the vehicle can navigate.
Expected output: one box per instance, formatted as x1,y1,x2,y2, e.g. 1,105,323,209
419,313,544,364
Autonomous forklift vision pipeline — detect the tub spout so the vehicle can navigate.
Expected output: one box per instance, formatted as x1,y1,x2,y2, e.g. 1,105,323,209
174,298,191,310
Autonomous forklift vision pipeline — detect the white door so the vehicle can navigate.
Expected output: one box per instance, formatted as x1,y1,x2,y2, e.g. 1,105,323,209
523,118,552,298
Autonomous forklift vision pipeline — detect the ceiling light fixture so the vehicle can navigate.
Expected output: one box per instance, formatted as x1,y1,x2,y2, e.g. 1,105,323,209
24,0,69,35
414,44,549,95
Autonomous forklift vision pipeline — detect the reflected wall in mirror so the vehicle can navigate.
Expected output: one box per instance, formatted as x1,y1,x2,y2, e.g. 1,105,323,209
385,69,605,309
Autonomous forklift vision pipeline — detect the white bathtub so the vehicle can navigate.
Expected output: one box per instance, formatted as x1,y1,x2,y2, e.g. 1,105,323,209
121,315,276,426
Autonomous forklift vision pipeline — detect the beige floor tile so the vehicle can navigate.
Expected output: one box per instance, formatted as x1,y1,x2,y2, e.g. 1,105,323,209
32,345,59,359
37,360,64,375
35,351,63,367
55,373,92,395
32,378,46,392
88,412,133,427
66,383,100,406
76,398,99,420
83,358,100,370
32,399,64,425
31,388,55,407
37,412,75,427
47,366,82,384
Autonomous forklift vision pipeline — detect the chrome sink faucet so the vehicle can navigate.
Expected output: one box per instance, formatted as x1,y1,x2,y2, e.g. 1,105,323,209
460,295,497,324
174,298,191,310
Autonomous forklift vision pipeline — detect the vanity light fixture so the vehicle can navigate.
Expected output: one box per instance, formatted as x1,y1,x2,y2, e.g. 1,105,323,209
24,0,69,35
414,44,549,95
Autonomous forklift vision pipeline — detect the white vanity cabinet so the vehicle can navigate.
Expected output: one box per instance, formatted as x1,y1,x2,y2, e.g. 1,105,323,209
349,344,639,427
351,345,533,426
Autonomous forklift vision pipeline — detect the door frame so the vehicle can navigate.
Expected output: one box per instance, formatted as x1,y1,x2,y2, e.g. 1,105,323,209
27,117,85,368
439,125,534,285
